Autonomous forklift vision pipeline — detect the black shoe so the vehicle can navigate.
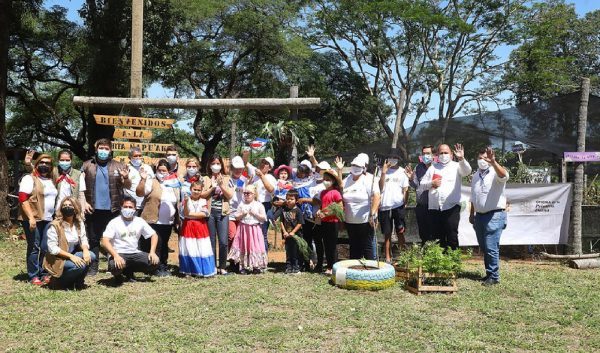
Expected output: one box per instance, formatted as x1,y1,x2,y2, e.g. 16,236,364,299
479,274,490,282
313,265,323,273
124,275,137,283
87,260,99,277
482,278,499,286
153,269,170,277
284,267,292,274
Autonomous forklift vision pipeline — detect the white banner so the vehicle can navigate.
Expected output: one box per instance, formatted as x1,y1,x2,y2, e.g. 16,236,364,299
458,183,572,246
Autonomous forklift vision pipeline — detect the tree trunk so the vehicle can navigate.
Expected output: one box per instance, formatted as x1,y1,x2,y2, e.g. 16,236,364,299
569,78,590,255
200,131,224,173
0,0,12,227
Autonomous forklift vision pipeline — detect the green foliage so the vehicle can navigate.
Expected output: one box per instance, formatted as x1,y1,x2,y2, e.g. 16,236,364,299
291,234,310,262
323,202,345,222
396,241,472,275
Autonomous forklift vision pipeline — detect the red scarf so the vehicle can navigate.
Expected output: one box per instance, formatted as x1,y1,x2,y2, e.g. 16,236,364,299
186,175,200,183
56,173,76,186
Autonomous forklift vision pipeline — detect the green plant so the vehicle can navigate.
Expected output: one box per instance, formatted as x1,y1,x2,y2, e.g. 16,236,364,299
291,235,310,262
323,202,345,222
396,241,472,276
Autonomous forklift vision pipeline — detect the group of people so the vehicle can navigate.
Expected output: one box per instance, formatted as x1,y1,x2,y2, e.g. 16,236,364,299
18,138,508,289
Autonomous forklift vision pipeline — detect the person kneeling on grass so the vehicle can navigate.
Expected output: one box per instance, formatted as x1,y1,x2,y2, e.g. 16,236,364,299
101,197,160,283
273,189,305,274
44,197,95,290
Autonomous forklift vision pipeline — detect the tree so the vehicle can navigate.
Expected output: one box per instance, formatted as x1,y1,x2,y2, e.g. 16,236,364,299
0,0,14,226
503,0,600,105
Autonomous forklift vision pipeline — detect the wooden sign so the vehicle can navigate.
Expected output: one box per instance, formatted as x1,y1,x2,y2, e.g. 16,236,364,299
564,152,600,162
113,128,153,140
111,141,173,153
94,114,174,129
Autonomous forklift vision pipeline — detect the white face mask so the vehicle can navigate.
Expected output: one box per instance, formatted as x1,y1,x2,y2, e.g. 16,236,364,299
388,158,399,167
438,154,451,164
187,167,198,176
156,172,167,181
350,166,363,176
478,159,490,170
166,155,177,164
210,164,222,173
130,158,142,167
314,174,323,182
323,180,332,188
121,208,135,219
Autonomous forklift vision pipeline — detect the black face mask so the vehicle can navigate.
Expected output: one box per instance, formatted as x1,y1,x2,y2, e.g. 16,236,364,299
37,165,51,175
61,206,75,217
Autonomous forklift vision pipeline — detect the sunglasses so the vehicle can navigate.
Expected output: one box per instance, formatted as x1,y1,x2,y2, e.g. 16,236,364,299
38,161,52,165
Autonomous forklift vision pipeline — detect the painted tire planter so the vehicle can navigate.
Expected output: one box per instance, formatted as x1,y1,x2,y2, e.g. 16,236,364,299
331,260,396,291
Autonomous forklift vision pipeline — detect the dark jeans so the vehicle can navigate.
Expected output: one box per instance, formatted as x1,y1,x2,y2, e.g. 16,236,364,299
261,202,272,253
415,204,433,243
285,237,300,271
312,224,325,270
320,222,339,270
59,252,97,287
22,220,50,280
87,209,118,259
346,222,375,260
208,209,229,269
108,251,158,277
145,224,172,267
302,222,317,270
430,204,461,250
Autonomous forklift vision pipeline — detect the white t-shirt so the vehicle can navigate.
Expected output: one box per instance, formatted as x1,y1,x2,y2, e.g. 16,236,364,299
46,221,88,255
342,174,380,224
470,168,509,213
103,216,155,254
379,167,409,211
248,166,277,203
157,185,178,225
56,173,86,210
19,175,58,221
125,164,155,209
236,201,266,225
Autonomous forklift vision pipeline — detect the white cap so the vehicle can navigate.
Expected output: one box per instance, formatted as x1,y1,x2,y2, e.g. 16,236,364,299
357,153,369,165
316,161,331,170
231,156,245,169
262,157,274,168
351,156,367,168
300,159,312,168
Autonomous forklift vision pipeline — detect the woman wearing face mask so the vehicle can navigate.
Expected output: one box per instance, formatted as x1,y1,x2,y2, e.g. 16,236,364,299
201,155,234,275
136,159,181,277
18,154,58,286
181,158,202,200
124,147,155,216
314,169,343,275
44,197,95,289
340,154,381,260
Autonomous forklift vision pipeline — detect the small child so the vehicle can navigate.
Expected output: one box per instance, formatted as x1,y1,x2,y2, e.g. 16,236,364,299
273,189,305,274
273,164,293,207
179,181,216,277
227,185,268,274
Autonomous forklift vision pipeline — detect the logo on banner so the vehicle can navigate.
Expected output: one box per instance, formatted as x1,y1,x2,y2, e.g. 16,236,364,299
249,138,269,151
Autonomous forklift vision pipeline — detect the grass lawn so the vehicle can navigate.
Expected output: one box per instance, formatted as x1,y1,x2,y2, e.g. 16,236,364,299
0,237,599,353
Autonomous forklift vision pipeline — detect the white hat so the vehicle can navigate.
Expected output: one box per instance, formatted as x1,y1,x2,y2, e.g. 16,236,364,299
351,156,367,168
231,156,244,169
262,157,274,168
300,159,312,168
357,153,369,165
316,161,331,170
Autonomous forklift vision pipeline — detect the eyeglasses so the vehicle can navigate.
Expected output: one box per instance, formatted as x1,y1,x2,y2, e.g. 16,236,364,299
38,161,52,165
243,192,254,195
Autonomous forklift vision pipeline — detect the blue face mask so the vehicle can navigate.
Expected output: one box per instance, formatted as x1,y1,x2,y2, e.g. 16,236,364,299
97,150,110,161
58,161,71,170
422,154,433,164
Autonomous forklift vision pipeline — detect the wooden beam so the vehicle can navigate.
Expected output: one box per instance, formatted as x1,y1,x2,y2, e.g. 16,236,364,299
113,128,153,140
112,141,173,153
74,96,321,109
94,115,174,129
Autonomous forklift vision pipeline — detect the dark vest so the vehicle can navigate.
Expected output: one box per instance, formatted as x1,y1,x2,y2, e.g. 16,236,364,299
82,158,125,213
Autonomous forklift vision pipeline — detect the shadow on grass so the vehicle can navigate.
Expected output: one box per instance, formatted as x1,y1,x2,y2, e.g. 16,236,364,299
12,272,29,282
458,270,485,281
97,275,155,287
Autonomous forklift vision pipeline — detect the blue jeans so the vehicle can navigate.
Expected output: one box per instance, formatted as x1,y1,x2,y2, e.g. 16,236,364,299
261,202,273,253
22,220,50,281
208,209,229,269
60,252,97,288
474,211,506,281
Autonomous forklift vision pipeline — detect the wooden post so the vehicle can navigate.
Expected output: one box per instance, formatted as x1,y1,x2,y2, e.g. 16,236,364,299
561,158,567,183
569,77,590,255
230,118,237,158
289,85,299,168
391,88,407,150
130,0,143,117
73,96,320,109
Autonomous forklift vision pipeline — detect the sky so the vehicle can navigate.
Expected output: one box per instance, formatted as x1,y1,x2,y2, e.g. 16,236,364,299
44,0,600,128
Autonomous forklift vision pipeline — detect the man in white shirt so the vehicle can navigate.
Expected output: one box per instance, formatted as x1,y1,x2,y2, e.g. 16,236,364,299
421,143,472,250
469,147,508,286
378,150,409,263
124,147,155,215
101,197,159,283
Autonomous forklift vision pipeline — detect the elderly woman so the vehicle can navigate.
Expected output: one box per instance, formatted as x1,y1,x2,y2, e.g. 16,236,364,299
201,155,234,275
19,154,58,286
137,159,181,277
124,147,155,215
44,197,95,289
339,154,380,260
